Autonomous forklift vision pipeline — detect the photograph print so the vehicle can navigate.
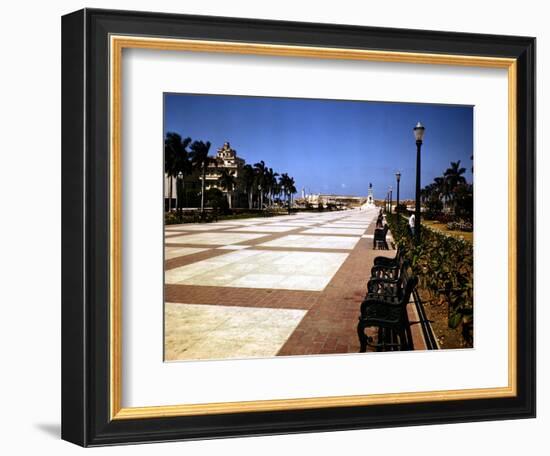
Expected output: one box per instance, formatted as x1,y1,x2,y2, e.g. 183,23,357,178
163,94,474,362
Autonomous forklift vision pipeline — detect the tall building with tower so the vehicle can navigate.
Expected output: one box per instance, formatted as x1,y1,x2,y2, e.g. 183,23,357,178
164,141,245,209
203,142,245,190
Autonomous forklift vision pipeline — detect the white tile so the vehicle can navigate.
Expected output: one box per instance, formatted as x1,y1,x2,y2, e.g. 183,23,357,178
228,225,297,233
221,219,269,225
265,221,318,227
166,224,234,231
184,270,243,287
303,227,366,235
207,249,265,263
164,303,306,361
232,273,286,288
259,234,360,250
165,249,348,291
321,223,370,228
278,275,330,290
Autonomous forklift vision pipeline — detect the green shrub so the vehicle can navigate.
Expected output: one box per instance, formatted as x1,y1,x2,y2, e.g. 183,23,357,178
386,214,473,346
424,198,443,219
165,211,180,225
447,221,458,231
165,211,195,225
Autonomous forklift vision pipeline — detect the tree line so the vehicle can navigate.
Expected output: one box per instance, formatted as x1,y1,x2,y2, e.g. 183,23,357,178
165,132,297,213
420,159,473,221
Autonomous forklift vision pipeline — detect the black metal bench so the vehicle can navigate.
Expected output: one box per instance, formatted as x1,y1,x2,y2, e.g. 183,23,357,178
373,246,402,267
366,260,410,297
357,261,417,352
370,247,405,280
373,224,389,250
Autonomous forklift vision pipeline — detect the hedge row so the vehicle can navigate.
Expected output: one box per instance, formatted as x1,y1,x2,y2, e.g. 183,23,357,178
386,214,474,346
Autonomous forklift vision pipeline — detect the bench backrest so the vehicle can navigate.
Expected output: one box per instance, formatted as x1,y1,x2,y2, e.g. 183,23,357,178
396,262,418,303
374,224,389,240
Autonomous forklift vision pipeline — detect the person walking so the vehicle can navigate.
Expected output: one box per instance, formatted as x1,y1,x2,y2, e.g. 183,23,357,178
408,213,415,237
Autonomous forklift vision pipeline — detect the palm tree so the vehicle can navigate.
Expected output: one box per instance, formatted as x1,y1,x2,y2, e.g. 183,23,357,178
218,169,236,208
453,182,473,220
164,132,178,212
444,160,467,191
253,160,268,210
287,176,297,206
239,164,255,209
175,138,192,214
265,167,279,207
164,132,191,212
420,183,434,204
278,173,297,211
422,181,444,217
273,179,282,205
444,160,467,213
278,173,289,210
432,176,448,209
189,140,212,214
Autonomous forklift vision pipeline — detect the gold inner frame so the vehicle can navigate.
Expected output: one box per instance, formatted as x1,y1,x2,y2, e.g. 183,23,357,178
109,35,517,420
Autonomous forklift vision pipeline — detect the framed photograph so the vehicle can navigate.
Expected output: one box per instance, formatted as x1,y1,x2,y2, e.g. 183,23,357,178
61,8,535,446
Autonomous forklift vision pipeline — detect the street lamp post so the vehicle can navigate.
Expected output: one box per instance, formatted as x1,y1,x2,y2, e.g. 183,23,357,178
395,172,401,217
177,171,183,214
413,122,426,243
389,186,393,215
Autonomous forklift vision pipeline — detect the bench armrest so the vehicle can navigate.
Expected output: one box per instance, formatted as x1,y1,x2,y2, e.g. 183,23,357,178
373,256,398,267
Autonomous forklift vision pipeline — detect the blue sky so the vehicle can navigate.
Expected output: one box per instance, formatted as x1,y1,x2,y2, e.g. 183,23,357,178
164,93,473,200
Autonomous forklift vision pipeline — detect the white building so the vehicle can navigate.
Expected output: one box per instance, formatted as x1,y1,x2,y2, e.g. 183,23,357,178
164,142,245,209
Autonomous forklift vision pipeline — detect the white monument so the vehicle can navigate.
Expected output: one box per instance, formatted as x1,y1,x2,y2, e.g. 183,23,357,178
366,182,375,207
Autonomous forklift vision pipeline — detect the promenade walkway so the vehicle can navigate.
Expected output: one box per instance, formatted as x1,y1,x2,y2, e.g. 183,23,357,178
164,207,428,361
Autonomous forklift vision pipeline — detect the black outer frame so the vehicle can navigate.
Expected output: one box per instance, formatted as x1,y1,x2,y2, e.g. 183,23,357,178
61,8,536,447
